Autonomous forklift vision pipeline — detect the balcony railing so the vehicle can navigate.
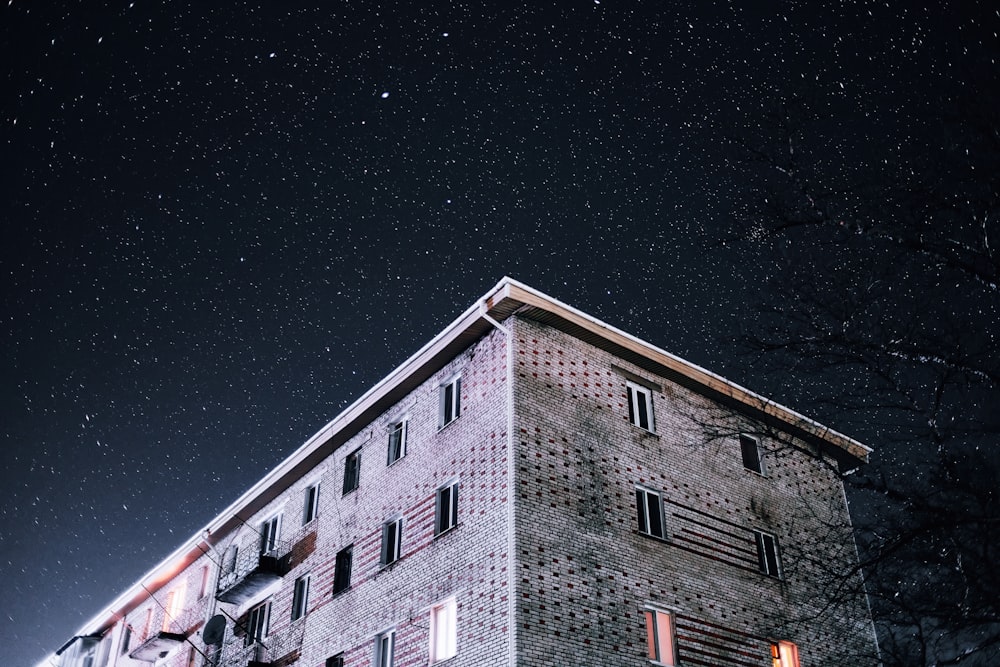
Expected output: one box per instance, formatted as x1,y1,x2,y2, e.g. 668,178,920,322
216,542,291,605
129,598,206,662
213,620,305,667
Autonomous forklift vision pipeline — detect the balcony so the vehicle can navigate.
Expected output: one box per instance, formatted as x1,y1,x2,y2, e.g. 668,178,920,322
215,620,305,667
216,542,290,605
129,597,205,662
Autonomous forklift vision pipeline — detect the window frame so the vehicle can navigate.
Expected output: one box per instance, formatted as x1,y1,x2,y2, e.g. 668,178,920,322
740,434,765,475
381,516,403,566
626,381,655,432
326,654,345,667
643,606,678,666
387,419,408,465
439,375,462,428
429,597,458,663
771,640,800,667
343,448,361,495
333,545,353,595
291,573,311,622
435,480,459,536
635,485,666,540
259,513,281,555
374,629,395,667
303,481,321,525
754,530,783,579
245,600,270,647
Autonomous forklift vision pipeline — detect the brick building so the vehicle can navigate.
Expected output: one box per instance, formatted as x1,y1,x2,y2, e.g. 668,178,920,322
50,278,879,667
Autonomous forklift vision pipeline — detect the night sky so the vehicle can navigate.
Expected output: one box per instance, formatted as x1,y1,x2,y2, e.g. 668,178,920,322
3,2,996,665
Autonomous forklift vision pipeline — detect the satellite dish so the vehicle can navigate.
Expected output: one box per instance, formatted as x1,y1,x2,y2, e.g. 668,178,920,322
203,615,226,644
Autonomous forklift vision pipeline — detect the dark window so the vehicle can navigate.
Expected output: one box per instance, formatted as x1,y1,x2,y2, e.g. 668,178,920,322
626,382,655,431
755,530,782,578
326,654,345,667
259,514,280,554
387,420,407,465
121,626,131,654
343,449,361,494
381,517,403,566
333,545,353,594
291,574,310,621
435,481,459,535
636,487,665,539
740,434,764,474
303,482,320,524
440,376,461,427
245,602,270,646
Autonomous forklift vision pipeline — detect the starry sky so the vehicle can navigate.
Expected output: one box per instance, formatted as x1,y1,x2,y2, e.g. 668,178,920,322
2,2,996,665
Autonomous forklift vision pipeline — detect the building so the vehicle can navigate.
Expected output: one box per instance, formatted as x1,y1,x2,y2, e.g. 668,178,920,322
49,277,880,667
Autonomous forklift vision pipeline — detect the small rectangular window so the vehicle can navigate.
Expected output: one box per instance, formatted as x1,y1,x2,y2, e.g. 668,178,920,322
120,626,131,654
755,530,782,578
291,574,310,621
740,434,765,475
627,382,655,432
375,629,395,667
343,449,361,494
429,597,457,663
245,601,270,646
440,376,461,427
387,420,408,465
198,565,210,599
303,482,320,524
635,486,665,539
435,481,459,536
381,517,403,566
326,654,345,667
333,545,353,595
771,640,800,667
643,608,677,665
259,514,281,554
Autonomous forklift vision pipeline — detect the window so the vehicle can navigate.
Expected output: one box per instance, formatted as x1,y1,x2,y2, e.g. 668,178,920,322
429,597,457,663
303,482,320,524
771,641,800,667
291,574,310,621
627,381,655,432
245,601,270,646
381,517,403,566
333,545,353,595
224,544,239,573
120,626,131,654
635,486,665,539
439,375,461,427
435,481,459,536
198,565,210,599
139,608,152,642
643,608,677,666
755,530,782,578
343,449,361,494
375,629,395,667
162,586,184,632
387,419,408,465
326,654,345,667
740,434,765,474
259,514,281,554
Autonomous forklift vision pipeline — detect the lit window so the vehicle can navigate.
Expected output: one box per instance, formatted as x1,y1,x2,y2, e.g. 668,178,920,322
343,449,361,494
635,486,665,539
429,597,457,663
291,574,310,621
333,545,353,595
740,434,765,474
754,530,782,578
375,629,395,667
245,601,270,646
139,608,152,642
259,514,281,554
435,480,459,536
643,607,677,665
161,585,184,632
303,482,320,524
387,419,408,465
381,517,403,566
198,565,210,599
771,640,800,667
627,381,655,432
440,376,461,427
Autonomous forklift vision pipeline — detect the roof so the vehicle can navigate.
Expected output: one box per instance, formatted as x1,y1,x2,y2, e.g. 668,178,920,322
53,276,871,650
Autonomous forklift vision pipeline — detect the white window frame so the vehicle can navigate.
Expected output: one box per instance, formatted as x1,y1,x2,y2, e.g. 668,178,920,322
303,481,321,525
429,597,457,663
754,530,783,578
439,375,462,428
381,516,403,566
771,640,800,667
635,486,666,539
374,629,395,667
259,513,281,555
740,433,765,475
198,565,210,599
245,601,270,646
643,606,678,666
387,419,408,465
291,573,310,621
627,381,655,432
435,480,459,536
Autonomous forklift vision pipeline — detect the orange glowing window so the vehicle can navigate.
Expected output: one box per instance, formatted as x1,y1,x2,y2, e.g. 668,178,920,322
643,608,677,665
771,640,800,667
